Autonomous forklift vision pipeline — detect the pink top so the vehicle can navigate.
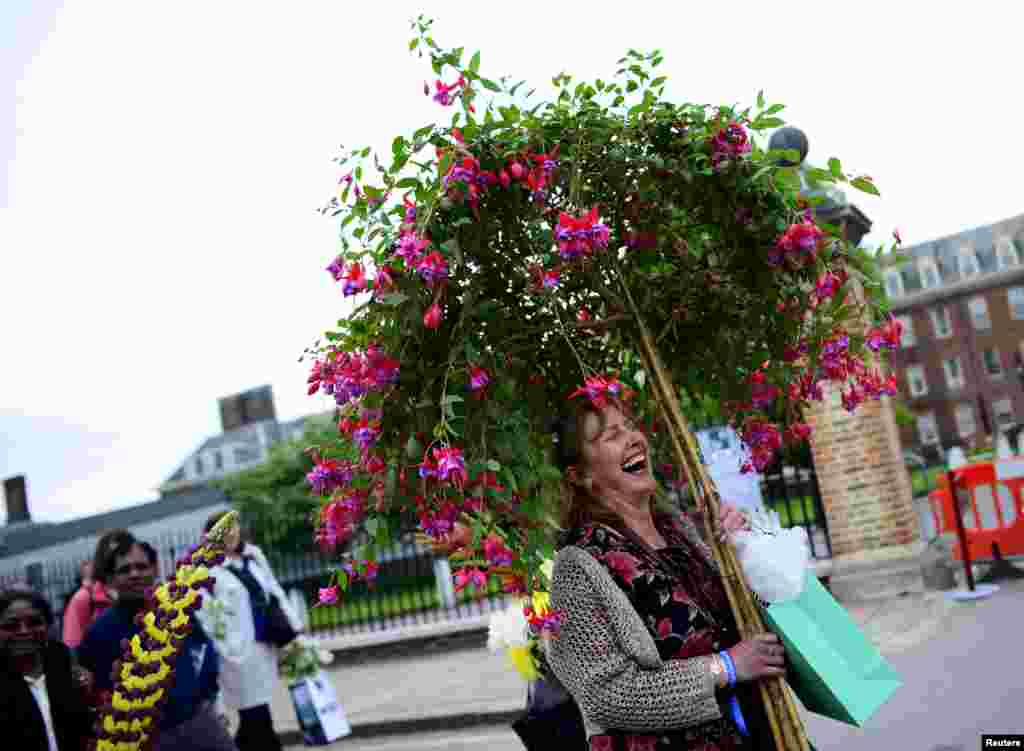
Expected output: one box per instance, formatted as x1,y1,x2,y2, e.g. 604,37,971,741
62,581,113,648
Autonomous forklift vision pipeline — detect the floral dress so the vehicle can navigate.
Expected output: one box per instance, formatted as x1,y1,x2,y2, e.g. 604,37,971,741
564,513,770,751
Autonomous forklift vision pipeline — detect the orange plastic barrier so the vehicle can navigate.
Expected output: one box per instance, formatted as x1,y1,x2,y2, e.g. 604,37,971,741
928,462,1024,561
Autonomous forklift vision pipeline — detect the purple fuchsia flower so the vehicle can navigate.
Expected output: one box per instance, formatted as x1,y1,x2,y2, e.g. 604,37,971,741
435,446,468,487
341,262,367,296
306,459,355,496
453,567,488,593
350,416,382,451
394,233,429,267
423,302,443,329
739,417,783,473
775,218,826,267
325,257,345,280
814,271,843,303
482,533,515,567
710,121,752,170
415,251,449,286
468,365,490,393
317,586,340,605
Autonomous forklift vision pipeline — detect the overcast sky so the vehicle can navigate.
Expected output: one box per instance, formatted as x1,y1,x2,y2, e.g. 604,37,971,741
2,1,1021,524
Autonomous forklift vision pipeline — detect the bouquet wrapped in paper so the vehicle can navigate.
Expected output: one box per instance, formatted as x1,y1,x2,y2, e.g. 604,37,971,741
734,509,812,604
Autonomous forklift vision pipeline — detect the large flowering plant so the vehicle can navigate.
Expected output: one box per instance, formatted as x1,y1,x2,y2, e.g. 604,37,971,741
304,16,897,611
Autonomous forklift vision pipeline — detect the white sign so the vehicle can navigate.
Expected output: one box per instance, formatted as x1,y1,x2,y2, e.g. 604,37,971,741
289,671,351,745
695,426,765,512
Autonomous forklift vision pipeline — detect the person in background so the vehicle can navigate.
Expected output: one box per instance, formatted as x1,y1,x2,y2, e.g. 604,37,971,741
0,587,93,751
77,534,236,751
61,530,125,649
197,511,305,751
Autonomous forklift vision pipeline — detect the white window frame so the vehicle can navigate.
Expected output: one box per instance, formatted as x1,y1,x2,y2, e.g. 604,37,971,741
929,307,952,339
884,269,904,298
968,296,991,330
918,258,941,289
958,246,980,277
996,236,1019,271
906,365,928,397
943,357,965,391
954,403,977,438
982,348,1004,380
1008,287,1024,321
917,412,940,446
994,398,1015,427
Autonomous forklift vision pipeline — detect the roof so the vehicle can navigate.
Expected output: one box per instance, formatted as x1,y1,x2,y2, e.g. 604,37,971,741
883,212,1024,291
0,485,228,559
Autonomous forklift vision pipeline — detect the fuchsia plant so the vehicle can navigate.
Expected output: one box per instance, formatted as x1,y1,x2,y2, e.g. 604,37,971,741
303,16,899,607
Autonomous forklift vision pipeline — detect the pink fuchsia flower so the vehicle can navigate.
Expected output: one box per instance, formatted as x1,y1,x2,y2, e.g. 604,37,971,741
529,147,560,176
374,265,396,293
423,302,443,329
813,271,844,304
507,161,526,180
893,228,902,246
325,257,345,280
524,605,564,637
866,316,903,352
453,567,488,593
709,121,752,170
416,251,449,286
317,586,340,605
402,196,417,224
363,454,386,474
500,573,527,595
784,422,813,445
739,417,783,473
349,415,382,451
395,232,430,268
498,169,511,189
482,533,514,567
468,365,490,395
773,218,826,267
341,262,367,296
747,370,779,410
569,374,630,409
435,446,468,487
306,458,354,496
431,76,465,106
554,207,610,260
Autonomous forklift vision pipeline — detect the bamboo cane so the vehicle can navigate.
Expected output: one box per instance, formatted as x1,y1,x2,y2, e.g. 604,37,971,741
618,281,809,751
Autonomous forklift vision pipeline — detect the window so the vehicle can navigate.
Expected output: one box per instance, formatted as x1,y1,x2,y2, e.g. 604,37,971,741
884,269,904,298
896,315,915,347
943,357,965,391
968,296,991,330
906,365,928,397
194,456,205,477
214,450,224,471
958,247,980,277
996,236,1019,271
983,348,1004,379
234,446,261,465
918,258,941,289
954,404,977,437
994,398,1015,427
917,412,940,446
929,307,953,338
1008,287,1024,320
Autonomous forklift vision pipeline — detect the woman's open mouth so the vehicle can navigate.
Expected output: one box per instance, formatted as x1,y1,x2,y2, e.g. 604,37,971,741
622,452,647,474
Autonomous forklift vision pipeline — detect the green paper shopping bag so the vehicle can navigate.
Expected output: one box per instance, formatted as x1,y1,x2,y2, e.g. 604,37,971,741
761,571,902,727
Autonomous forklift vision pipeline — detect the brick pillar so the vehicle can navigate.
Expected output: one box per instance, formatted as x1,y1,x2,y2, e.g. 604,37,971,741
806,388,920,558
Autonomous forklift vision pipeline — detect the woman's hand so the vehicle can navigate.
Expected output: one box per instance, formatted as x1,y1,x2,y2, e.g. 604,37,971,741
717,503,750,543
726,633,786,683
72,666,94,695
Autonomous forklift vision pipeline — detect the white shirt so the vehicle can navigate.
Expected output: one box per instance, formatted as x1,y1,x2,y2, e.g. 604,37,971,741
24,673,60,751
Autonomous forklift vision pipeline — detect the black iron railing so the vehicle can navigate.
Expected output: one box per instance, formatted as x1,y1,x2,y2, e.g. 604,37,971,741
761,468,832,559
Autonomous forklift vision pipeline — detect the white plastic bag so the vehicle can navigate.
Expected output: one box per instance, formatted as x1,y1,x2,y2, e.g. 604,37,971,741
733,510,811,604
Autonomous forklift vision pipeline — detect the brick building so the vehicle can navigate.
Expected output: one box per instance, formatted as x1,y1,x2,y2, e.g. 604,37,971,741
886,212,1024,458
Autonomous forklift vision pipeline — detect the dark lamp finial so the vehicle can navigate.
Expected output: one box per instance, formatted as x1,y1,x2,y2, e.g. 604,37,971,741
768,126,809,167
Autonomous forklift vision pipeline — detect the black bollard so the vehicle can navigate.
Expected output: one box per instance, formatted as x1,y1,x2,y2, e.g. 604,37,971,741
978,542,1024,584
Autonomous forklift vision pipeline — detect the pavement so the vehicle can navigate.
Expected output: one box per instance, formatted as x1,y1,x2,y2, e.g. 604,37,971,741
263,575,1024,749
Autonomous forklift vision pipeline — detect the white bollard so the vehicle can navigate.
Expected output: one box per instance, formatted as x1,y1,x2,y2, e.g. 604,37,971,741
433,557,457,609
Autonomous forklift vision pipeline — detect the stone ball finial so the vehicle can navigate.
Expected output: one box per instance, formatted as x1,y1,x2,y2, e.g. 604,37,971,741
768,126,809,167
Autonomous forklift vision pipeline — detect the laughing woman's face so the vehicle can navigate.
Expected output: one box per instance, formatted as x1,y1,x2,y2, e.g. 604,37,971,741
578,406,657,503
0,599,48,662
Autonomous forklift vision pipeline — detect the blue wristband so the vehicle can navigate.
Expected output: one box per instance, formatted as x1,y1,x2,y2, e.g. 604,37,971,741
719,650,737,687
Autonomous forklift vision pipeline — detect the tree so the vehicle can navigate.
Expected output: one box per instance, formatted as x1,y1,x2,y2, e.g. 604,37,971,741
216,414,338,553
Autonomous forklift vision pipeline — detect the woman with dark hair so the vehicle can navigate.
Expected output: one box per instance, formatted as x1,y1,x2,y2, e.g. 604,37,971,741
61,530,128,648
196,511,304,751
545,400,789,750
0,587,93,750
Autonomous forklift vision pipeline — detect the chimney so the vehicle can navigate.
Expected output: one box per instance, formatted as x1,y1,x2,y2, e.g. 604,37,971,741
3,475,32,525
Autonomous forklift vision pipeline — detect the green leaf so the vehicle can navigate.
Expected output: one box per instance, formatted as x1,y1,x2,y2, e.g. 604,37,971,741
486,459,502,471
441,394,464,405
469,50,480,73
480,77,501,92
396,177,419,189
409,38,419,51
828,157,842,179
376,293,409,306
626,80,639,93
850,176,880,196
757,90,765,109
651,76,667,89
764,103,785,116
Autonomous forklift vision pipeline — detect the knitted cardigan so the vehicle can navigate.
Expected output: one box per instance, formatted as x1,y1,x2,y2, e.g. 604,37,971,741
545,513,727,740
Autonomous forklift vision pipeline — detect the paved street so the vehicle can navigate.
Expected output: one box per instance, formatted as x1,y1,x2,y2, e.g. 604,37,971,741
286,580,1024,750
